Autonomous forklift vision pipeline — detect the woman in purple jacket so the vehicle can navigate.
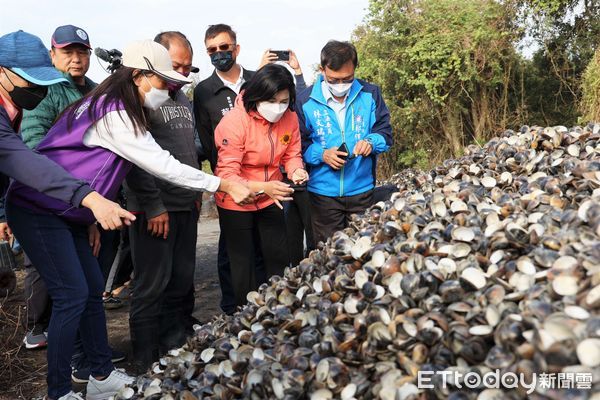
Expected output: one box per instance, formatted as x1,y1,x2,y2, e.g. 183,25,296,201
6,40,253,400
0,31,135,235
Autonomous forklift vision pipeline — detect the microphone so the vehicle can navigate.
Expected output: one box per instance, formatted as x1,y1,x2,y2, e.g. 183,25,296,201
94,47,111,62
94,48,122,72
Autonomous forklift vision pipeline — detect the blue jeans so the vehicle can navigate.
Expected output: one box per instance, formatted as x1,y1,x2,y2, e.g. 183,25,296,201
6,202,113,399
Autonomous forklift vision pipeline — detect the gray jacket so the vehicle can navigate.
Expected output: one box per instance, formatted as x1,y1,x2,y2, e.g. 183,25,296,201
124,91,201,218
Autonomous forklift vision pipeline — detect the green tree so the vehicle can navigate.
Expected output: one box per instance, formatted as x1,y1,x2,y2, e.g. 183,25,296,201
354,0,522,173
580,49,600,123
511,0,600,126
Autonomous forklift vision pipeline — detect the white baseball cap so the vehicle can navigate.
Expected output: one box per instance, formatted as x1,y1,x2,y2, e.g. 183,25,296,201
121,40,192,84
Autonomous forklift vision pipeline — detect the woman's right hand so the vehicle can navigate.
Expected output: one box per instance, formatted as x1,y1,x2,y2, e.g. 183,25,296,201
81,191,136,230
263,181,294,209
219,180,255,205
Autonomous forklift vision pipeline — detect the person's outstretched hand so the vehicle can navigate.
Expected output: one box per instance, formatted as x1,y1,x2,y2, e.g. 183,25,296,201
264,181,294,209
219,180,255,205
81,192,136,230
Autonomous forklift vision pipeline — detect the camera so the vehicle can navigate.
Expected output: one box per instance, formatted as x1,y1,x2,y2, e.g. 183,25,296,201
94,47,123,73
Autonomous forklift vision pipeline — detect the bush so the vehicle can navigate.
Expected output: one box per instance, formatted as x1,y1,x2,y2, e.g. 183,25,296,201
354,0,598,176
580,50,600,123
354,0,522,174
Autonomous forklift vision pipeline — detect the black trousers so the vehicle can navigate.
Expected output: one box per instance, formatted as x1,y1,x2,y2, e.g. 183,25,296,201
104,227,133,293
284,189,315,266
129,209,198,367
309,190,374,245
218,204,288,307
217,232,266,314
216,234,236,314
98,228,120,282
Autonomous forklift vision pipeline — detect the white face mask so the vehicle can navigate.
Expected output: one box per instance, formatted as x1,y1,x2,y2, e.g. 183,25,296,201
257,101,289,123
142,75,170,110
326,81,353,97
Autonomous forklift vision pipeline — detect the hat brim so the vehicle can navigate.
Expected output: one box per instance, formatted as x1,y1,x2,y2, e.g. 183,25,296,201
11,67,67,86
152,69,192,85
52,41,92,49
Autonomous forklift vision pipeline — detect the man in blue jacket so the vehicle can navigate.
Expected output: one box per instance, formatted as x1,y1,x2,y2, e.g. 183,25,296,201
297,40,392,244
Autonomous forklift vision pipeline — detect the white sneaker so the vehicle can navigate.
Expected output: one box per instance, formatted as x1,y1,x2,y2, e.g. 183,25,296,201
53,392,84,400
85,369,134,400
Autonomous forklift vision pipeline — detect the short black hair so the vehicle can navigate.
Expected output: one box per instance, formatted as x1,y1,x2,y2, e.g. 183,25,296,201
242,64,296,113
154,31,193,55
204,24,237,43
320,40,359,70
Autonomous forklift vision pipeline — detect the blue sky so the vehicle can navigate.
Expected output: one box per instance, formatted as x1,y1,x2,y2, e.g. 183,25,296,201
1,0,370,84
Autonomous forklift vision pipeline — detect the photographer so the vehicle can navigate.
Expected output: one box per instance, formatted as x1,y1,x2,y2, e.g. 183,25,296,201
6,39,252,400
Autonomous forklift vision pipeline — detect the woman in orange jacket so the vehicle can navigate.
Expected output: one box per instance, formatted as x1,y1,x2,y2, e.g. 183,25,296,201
214,64,308,306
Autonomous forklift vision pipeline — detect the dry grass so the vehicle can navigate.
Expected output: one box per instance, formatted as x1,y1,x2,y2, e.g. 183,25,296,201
0,219,223,399
0,270,47,399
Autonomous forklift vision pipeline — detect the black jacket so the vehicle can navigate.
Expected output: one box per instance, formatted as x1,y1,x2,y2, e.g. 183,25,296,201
193,69,256,171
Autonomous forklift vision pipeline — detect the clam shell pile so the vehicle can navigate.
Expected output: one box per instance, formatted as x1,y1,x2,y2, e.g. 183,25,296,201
119,125,600,400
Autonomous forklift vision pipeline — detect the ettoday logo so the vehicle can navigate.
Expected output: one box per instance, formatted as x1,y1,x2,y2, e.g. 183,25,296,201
418,369,594,394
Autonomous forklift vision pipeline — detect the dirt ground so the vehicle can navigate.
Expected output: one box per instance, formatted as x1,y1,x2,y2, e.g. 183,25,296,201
0,216,223,400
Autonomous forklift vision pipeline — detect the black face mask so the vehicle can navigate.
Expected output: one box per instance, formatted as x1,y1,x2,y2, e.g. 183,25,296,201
210,51,235,72
1,70,48,110
9,85,47,110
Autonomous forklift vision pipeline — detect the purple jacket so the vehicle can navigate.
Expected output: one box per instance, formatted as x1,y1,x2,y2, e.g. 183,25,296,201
0,104,93,213
8,99,132,225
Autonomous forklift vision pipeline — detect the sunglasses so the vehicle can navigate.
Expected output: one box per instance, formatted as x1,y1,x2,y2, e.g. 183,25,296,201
206,43,236,54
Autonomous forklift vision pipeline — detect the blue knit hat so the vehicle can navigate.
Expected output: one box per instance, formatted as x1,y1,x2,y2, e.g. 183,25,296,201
0,30,67,86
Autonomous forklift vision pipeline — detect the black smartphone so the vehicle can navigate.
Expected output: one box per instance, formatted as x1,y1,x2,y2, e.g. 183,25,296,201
337,142,349,160
272,50,290,61
290,182,307,191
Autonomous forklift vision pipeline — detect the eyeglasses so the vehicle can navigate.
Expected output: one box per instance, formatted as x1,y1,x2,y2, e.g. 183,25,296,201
326,77,354,85
206,43,236,54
